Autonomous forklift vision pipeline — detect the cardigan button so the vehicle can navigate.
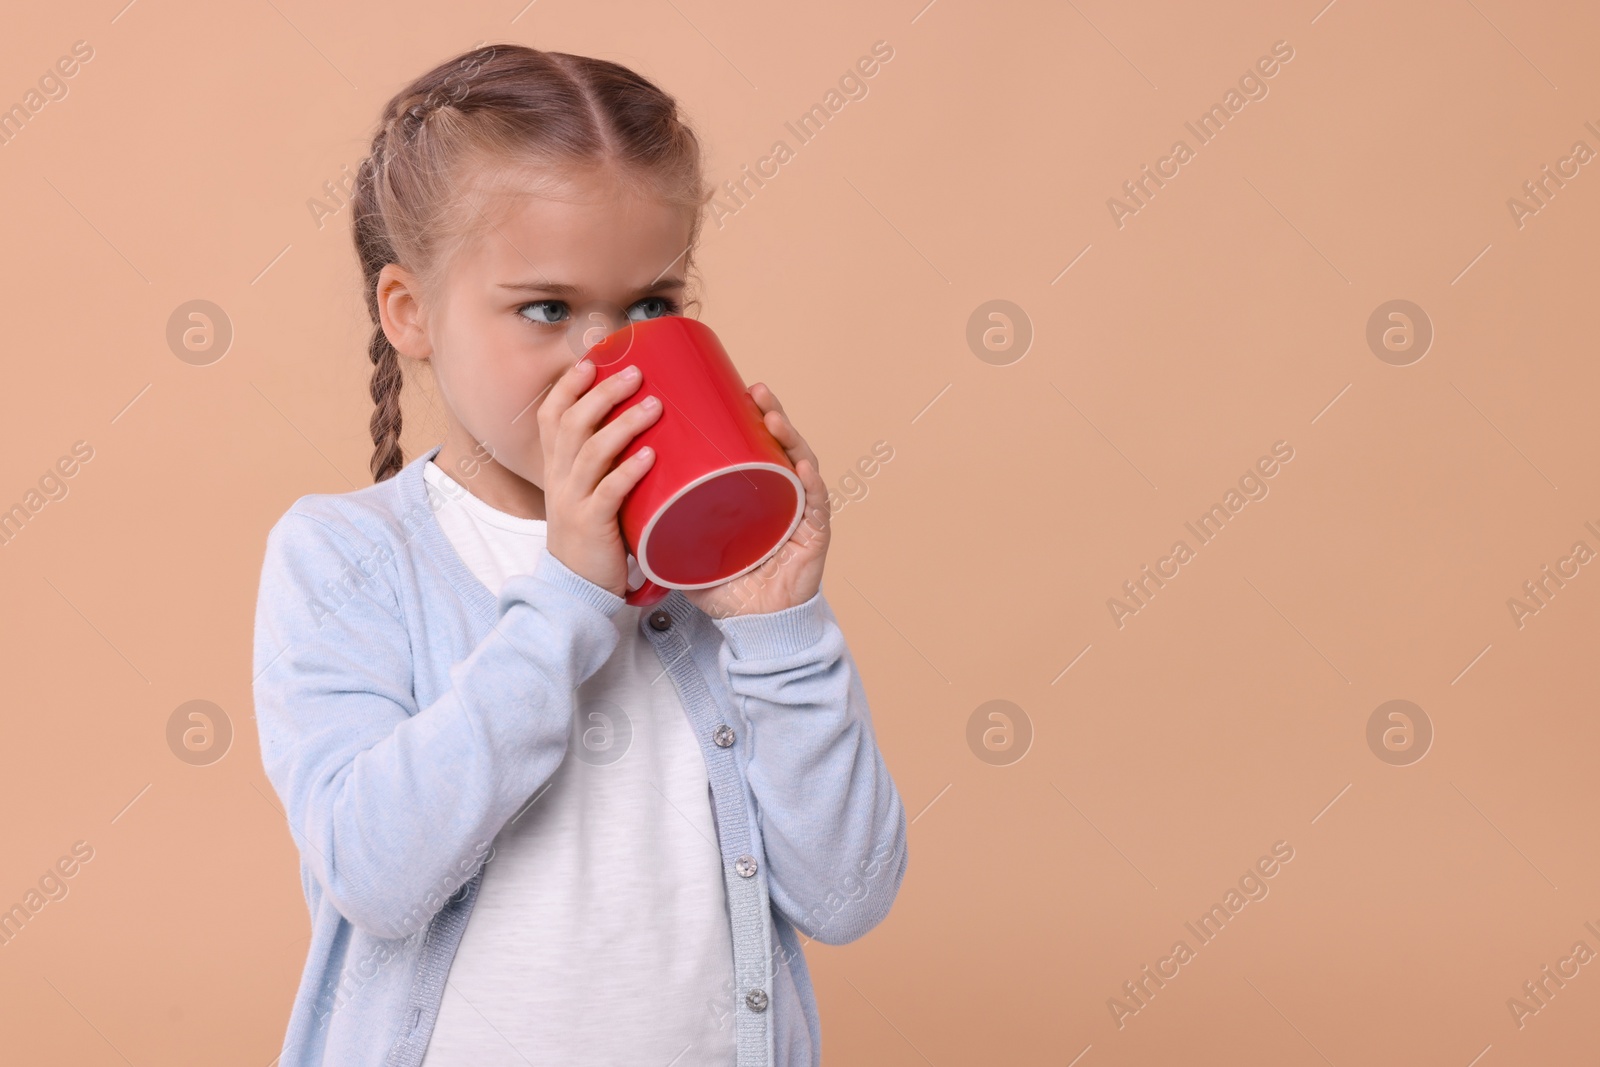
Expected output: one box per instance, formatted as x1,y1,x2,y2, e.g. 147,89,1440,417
745,988,769,1013
712,724,736,748
648,609,672,631
735,854,758,878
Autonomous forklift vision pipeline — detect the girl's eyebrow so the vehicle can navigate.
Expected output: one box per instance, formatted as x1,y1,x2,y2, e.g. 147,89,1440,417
497,277,686,297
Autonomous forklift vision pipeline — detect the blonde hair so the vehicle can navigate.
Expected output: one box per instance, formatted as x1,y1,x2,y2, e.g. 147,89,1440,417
350,43,712,482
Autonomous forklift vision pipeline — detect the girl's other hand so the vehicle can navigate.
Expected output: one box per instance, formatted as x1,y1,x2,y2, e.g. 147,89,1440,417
686,382,832,620
539,358,662,598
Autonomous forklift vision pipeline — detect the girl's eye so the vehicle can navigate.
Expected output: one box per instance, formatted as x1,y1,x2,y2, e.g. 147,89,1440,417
518,300,569,325
625,297,680,323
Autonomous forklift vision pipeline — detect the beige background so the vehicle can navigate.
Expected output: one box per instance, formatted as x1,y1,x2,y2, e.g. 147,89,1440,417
2,0,1598,1063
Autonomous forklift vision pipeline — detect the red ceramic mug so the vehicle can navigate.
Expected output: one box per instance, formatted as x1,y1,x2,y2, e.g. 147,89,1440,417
584,316,806,607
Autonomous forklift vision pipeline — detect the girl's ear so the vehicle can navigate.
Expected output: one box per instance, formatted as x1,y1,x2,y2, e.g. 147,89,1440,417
376,264,434,363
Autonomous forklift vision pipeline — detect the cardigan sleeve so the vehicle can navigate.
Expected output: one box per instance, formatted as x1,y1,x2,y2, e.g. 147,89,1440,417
252,508,624,940
710,588,909,945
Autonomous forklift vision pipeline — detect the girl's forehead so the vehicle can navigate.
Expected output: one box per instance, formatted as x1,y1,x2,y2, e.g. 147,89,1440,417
456,184,693,278
495,188,659,227
493,180,685,227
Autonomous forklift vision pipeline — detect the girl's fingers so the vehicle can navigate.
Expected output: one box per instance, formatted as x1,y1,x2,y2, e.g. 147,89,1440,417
573,392,661,489
569,365,644,432
557,365,645,484
796,457,829,523
750,382,785,417
591,441,656,511
775,456,829,555
764,407,822,483
754,393,828,534
541,358,598,471
747,384,810,450
538,359,591,430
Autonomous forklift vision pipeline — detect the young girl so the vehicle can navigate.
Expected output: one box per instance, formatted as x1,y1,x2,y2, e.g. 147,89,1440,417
251,43,908,1067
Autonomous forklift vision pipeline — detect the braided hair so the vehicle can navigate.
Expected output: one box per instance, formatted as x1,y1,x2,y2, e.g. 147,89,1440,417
348,44,712,482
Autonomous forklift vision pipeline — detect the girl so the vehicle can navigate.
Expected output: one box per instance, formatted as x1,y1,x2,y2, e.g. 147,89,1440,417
251,43,908,1067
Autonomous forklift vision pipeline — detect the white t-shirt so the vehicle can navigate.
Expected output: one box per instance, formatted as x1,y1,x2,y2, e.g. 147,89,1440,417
418,459,737,1067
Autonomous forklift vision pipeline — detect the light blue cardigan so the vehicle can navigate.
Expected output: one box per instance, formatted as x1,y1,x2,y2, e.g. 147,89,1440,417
251,443,909,1066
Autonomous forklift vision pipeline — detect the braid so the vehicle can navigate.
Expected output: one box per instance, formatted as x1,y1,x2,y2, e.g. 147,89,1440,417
353,143,407,483
367,331,405,484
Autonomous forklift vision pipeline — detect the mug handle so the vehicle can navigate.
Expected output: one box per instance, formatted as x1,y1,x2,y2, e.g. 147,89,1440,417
625,579,670,607
623,552,670,606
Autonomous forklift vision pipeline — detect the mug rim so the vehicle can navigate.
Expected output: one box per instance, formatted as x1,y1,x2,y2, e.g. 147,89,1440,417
635,460,807,590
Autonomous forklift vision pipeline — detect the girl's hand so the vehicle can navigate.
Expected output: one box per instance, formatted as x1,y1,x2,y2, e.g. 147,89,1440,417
685,383,832,620
540,358,663,598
